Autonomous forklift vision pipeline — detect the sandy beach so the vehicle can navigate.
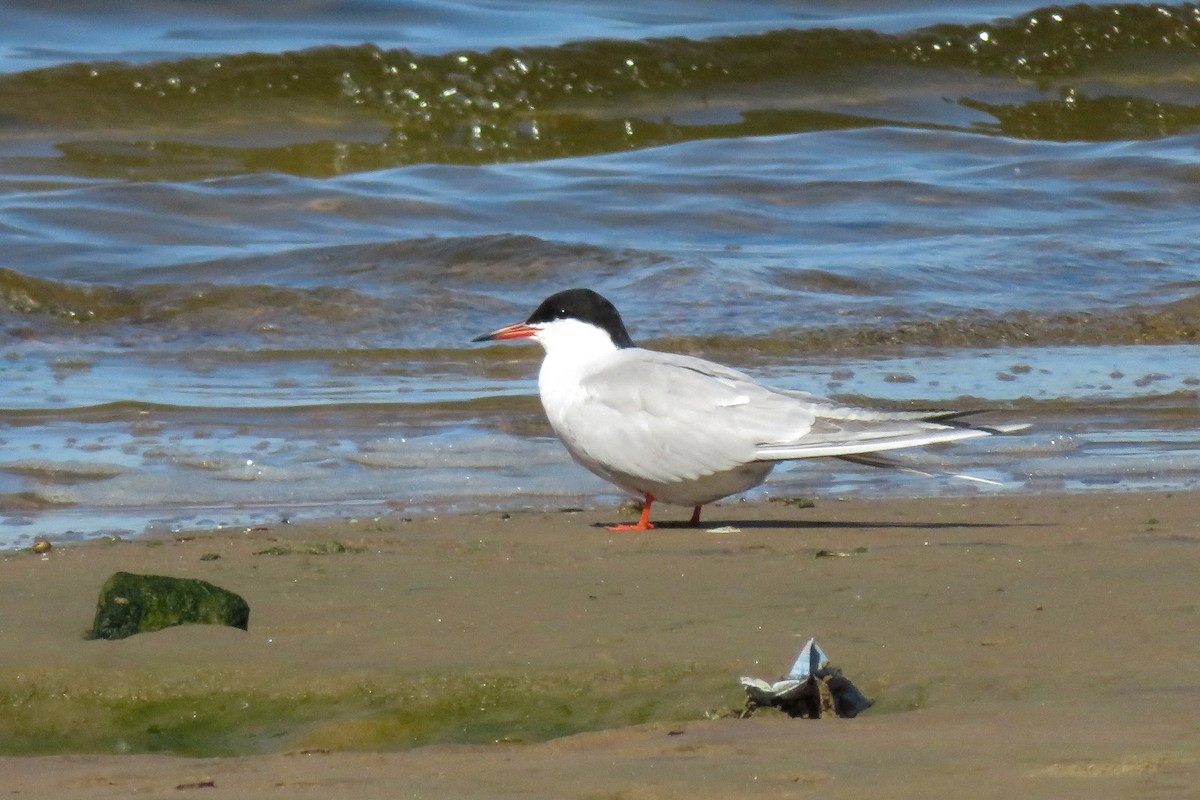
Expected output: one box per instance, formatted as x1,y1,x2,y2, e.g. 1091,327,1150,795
1,490,1198,798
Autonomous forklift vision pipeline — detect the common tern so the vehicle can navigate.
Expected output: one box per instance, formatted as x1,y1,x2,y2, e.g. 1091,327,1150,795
474,288,1022,530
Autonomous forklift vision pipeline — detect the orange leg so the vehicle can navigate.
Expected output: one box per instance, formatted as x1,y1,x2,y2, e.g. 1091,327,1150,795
607,497,705,530
608,493,656,531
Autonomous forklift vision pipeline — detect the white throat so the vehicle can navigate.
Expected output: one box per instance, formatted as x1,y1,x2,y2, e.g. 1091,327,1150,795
531,317,622,362
533,318,623,430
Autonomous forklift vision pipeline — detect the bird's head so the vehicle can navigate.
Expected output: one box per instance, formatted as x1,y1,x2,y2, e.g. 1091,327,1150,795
472,288,636,355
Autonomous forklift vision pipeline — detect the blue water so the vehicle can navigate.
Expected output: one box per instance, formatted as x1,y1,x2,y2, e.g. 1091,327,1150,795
1,1,1198,546
0,1,1042,72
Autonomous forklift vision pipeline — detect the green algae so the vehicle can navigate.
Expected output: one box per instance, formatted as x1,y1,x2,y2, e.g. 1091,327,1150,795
88,572,250,640
0,665,736,757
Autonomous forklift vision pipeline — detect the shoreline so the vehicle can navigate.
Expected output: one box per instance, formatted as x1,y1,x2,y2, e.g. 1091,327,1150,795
2,490,1198,797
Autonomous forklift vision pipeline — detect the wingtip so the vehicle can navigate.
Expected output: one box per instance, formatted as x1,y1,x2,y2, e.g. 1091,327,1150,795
972,421,1031,436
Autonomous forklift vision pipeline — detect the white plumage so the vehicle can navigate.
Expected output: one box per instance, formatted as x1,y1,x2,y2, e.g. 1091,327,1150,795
474,288,1023,530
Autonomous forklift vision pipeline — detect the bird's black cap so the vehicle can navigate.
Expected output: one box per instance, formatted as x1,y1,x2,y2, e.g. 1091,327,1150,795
525,288,636,348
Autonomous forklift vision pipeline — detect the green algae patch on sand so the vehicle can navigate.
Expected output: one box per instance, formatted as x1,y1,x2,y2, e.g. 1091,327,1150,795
88,572,250,640
289,666,735,752
0,665,737,757
0,669,327,757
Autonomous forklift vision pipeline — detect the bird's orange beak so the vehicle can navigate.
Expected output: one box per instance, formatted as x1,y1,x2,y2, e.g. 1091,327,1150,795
471,322,538,342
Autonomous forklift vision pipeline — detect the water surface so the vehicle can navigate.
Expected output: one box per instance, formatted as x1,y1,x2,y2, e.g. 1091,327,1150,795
1,1,1198,545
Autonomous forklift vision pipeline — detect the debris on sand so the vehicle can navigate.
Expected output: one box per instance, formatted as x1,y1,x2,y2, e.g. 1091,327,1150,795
740,638,873,719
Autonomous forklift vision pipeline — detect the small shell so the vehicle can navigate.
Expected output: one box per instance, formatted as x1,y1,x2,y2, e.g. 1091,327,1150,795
32,539,52,554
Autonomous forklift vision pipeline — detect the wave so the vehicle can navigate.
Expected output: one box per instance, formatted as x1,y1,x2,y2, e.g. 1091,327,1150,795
8,264,1197,349
0,265,385,334
0,234,663,342
656,297,1200,354
2,4,1197,177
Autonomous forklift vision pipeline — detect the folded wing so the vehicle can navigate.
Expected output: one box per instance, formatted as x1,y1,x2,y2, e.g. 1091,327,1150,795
569,349,1020,482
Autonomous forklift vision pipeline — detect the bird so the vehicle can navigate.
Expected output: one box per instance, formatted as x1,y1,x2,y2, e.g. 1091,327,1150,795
473,288,1023,531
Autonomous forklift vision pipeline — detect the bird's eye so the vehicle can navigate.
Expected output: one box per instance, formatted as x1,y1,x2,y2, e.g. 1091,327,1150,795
556,307,567,317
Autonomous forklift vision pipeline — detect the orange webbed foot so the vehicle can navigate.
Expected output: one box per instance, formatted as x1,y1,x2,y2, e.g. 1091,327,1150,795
606,521,656,531
608,494,656,531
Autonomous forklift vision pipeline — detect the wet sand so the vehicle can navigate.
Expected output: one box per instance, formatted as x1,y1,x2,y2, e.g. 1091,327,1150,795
2,490,1198,798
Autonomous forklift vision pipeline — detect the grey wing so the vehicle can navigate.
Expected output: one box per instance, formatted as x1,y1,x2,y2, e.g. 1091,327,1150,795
570,349,1016,478
569,350,818,483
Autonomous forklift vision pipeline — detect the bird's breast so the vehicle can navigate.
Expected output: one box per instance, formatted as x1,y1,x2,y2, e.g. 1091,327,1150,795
537,356,592,434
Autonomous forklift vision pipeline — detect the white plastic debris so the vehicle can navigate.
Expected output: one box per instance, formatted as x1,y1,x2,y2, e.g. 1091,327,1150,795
739,638,872,719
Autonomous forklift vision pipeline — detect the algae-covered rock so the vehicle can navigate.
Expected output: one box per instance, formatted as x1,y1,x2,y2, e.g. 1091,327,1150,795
88,571,249,640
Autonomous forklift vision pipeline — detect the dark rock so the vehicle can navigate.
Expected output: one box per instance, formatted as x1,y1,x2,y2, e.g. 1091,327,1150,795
775,668,874,719
87,571,249,640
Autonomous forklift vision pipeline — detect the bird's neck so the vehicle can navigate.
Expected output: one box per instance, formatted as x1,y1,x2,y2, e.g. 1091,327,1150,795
534,319,623,363
538,337,620,386
536,327,624,426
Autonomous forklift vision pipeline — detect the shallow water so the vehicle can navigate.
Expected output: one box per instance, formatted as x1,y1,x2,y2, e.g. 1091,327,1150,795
1,2,1198,546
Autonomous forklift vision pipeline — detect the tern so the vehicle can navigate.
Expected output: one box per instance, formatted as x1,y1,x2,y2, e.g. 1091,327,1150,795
473,288,1022,530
